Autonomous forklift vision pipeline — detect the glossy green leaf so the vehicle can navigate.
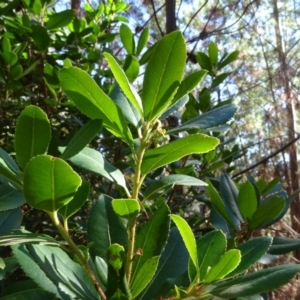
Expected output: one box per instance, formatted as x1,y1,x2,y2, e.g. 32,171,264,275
160,95,189,119
170,214,198,276
94,256,108,285
131,256,160,298
237,181,257,220
46,9,74,29
87,195,128,261
1,37,11,52
109,84,140,127
14,105,51,169
23,155,82,212
12,244,100,300
249,196,285,230
120,23,135,54
171,70,207,105
58,180,90,220
103,53,143,117
58,67,133,147
189,230,227,282
60,119,102,160
269,237,300,255
136,27,149,55
2,51,17,65
31,25,51,51
132,202,170,283
112,199,140,219
0,280,55,300
196,52,212,71
0,229,60,247
141,134,219,175
226,237,272,278
63,147,127,190
204,249,241,283
142,31,186,121
144,174,207,200
208,42,218,64
167,104,237,134
0,185,25,211
218,50,239,70
211,264,300,298
0,208,22,235
139,227,189,300
124,54,140,82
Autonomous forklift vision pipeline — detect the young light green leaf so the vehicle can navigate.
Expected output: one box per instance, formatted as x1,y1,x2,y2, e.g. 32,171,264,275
136,27,149,55
170,214,199,276
226,237,272,278
124,54,140,82
204,249,241,283
14,105,51,170
61,147,127,191
211,264,300,298
130,256,160,298
237,181,258,220
58,180,90,220
189,230,227,282
131,203,170,283
60,119,102,160
103,52,143,117
107,243,125,271
144,174,207,200
249,196,285,231
167,104,237,134
112,199,140,219
120,23,135,55
208,42,218,64
23,155,82,212
142,31,186,122
141,134,219,175
58,67,133,147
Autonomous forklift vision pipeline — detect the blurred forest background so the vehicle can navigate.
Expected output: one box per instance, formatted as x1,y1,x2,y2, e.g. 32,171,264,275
2,0,300,298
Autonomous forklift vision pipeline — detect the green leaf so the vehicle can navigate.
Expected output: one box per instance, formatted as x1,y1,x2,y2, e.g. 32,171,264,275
160,95,189,119
189,230,227,282
131,202,170,283
0,257,18,279
130,256,160,298
196,52,212,71
46,9,74,29
120,23,135,55
167,104,237,134
237,181,258,220
211,72,231,88
208,42,218,64
142,31,186,122
112,199,140,219
0,208,22,235
87,195,128,261
0,280,55,300
60,119,102,160
9,64,23,79
211,264,300,298
12,244,100,300
123,55,140,82
204,249,241,283
103,53,143,117
249,196,285,231
171,70,207,105
62,147,127,191
31,25,51,51
14,105,51,169
144,174,207,200
136,27,149,55
24,0,42,15
23,155,82,212
218,50,239,70
138,227,189,300
226,237,272,278
141,134,219,175
1,37,11,52
0,185,25,211
58,180,90,220
2,51,17,65
0,229,60,247
170,214,199,276
107,243,125,271
58,67,133,147
269,237,300,255
94,256,108,286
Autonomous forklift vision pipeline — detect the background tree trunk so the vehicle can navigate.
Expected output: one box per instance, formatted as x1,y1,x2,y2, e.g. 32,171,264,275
71,0,81,18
